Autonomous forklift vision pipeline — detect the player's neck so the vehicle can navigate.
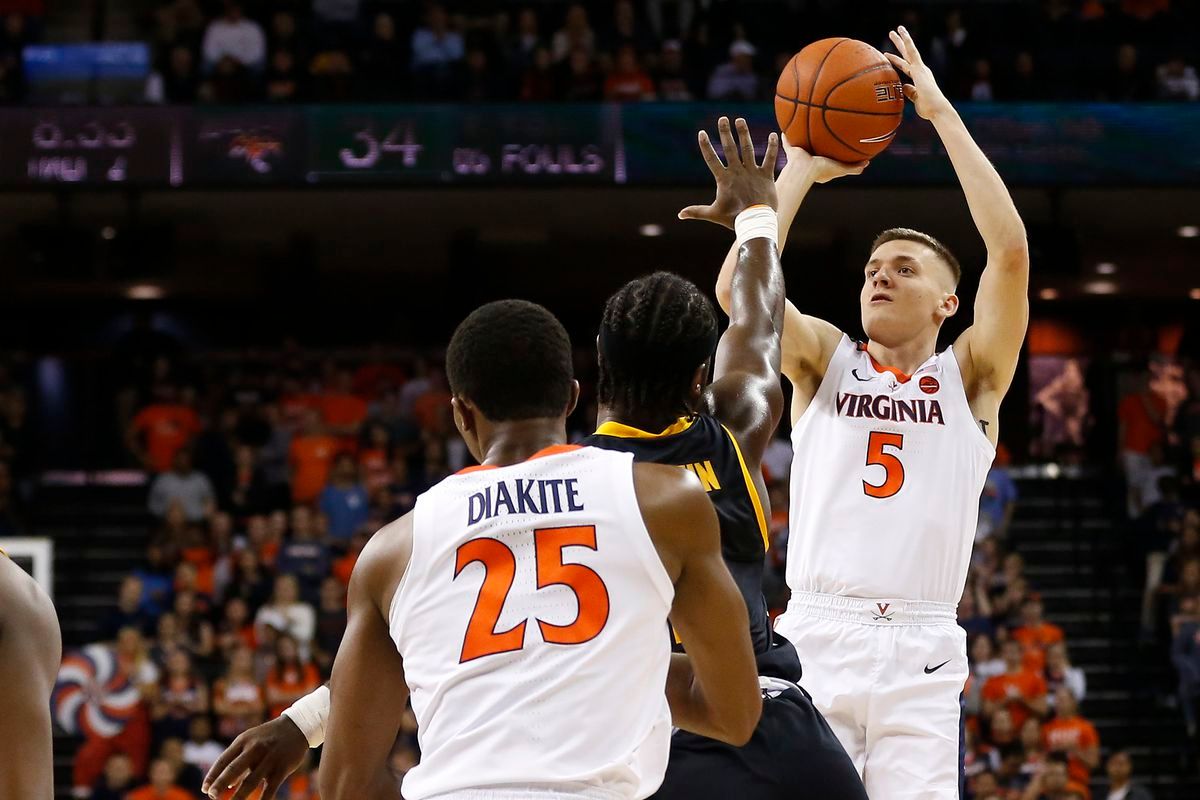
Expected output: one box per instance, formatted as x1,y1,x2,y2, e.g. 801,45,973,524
595,404,682,435
865,335,937,378
476,419,568,468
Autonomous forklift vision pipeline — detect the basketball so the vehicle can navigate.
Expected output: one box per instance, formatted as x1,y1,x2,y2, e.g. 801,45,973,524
775,38,906,163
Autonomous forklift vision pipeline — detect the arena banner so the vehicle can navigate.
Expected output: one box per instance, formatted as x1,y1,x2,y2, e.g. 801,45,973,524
0,104,1196,188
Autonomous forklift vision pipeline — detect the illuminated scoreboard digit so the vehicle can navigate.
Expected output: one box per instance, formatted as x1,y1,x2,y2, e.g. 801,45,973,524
0,109,178,187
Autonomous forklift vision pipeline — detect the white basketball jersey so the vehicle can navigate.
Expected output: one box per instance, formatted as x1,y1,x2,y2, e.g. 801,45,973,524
390,445,674,800
787,335,995,604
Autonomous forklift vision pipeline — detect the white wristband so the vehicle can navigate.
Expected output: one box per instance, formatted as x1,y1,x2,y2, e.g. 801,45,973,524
281,684,330,748
734,205,778,249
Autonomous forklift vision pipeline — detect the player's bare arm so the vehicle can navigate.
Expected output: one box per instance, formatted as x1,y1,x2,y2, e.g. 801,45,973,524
0,555,61,800
319,516,413,800
887,26,1029,444
712,137,862,422
633,461,761,745
202,711,309,799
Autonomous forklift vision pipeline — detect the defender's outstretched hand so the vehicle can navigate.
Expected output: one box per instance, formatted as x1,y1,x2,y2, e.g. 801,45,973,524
885,26,953,121
679,116,779,228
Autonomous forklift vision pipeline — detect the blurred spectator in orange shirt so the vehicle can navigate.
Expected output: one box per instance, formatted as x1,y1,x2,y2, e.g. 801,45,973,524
264,634,321,719
321,370,369,433
1014,597,1065,673
1042,687,1100,787
212,646,264,741
289,408,340,503
332,529,369,587
983,639,1049,730
125,758,196,800
353,349,406,400
604,45,655,100
128,387,201,472
358,422,393,494
411,370,452,434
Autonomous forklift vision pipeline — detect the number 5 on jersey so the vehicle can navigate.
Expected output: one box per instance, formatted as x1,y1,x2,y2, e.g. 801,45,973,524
454,525,611,663
863,431,905,499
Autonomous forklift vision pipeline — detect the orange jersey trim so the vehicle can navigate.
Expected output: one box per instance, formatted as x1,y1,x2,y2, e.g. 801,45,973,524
858,340,915,383
456,444,583,475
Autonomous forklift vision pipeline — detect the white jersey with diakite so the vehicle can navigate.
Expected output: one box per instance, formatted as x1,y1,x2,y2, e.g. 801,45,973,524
390,444,675,800
787,335,995,605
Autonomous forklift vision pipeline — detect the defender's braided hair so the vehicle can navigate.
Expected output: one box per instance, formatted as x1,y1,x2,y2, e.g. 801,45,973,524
598,272,718,423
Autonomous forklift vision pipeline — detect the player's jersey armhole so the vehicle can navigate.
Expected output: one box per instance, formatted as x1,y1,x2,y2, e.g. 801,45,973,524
944,345,997,456
792,333,856,428
719,424,769,552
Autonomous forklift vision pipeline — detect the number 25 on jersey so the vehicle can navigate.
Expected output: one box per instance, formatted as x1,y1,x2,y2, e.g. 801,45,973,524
454,525,611,663
863,431,905,499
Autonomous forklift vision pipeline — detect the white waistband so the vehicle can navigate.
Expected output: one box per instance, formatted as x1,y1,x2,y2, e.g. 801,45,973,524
786,591,957,626
424,786,626,800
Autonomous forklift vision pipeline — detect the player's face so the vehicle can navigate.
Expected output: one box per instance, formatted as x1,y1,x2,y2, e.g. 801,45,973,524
860,239,957,346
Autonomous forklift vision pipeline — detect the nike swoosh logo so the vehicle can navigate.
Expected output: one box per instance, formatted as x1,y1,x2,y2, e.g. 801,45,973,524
851,368,873,382
924,660,951,674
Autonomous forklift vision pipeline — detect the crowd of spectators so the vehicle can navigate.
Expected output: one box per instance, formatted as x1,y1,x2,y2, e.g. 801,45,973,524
73,341,591,798
135,0,1200,105
4,1,1200,105
12,316,1184,799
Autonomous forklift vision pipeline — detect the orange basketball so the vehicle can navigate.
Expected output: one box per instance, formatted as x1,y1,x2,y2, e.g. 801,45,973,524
775,38,905,163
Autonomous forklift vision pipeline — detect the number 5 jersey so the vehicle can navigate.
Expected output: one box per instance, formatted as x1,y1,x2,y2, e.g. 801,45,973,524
786,335,995,606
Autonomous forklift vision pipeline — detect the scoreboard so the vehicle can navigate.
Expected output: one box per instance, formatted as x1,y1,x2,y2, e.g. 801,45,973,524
0,104,1194,188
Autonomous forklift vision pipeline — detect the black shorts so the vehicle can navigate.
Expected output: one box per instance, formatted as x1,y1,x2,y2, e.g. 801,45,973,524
652,683,867,800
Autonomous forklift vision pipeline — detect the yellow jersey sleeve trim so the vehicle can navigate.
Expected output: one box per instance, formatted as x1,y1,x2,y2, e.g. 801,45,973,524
593,416,696,439
720,424,770,551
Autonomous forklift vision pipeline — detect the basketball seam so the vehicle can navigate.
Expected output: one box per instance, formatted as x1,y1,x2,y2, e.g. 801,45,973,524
819,61,897,105
783,52,800,136
775,94,901,117
820,105,871,158
806,38,848,160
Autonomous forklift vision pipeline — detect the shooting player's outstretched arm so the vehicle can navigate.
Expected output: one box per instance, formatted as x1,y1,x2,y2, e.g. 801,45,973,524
886,26,1028,442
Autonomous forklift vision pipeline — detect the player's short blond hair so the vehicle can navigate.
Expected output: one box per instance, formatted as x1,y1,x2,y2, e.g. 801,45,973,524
870,228,961,288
